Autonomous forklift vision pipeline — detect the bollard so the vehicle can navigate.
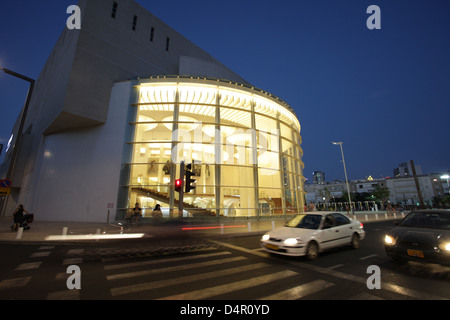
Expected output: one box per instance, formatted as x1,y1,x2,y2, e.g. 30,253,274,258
96,228,101,241
375,213,379,220
365,215,368,221
220,224,224,234
271,221,275,231
62,227,68,236
247,222,251,232
16,227,24,240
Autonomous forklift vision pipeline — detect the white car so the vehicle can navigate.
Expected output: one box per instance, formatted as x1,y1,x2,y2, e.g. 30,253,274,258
261,212,365,260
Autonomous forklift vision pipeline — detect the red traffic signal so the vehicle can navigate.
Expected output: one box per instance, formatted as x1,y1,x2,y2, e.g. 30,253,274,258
175,179,183,192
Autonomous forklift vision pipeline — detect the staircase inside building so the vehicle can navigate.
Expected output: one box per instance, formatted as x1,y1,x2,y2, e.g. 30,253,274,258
132,187,216,217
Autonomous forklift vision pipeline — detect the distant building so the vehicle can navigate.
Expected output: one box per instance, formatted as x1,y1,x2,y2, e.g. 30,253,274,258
386,175,434,206
393,161,422,177
312,171,325,185
305,172,448,208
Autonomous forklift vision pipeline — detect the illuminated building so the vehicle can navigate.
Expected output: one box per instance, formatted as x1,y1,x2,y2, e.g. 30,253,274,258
117,76,304,219
1,0,304,221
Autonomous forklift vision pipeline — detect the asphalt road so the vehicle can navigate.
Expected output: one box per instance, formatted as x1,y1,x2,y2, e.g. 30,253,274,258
0,220,449,304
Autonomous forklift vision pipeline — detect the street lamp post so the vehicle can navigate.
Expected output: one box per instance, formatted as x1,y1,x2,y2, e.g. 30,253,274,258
441,174,450,195
0,67,35,217
332,141,353,213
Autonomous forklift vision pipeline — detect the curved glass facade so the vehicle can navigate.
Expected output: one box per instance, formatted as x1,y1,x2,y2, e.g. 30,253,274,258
119,76,304,219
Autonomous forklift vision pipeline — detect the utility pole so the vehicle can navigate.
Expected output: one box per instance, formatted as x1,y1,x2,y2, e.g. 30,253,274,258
410,160,424,207
332,141,353,213
178,161,185,218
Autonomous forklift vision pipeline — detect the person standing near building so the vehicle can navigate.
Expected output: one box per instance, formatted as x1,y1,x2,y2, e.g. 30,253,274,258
151,204,163,220
12,204,28,231
132,203,142,223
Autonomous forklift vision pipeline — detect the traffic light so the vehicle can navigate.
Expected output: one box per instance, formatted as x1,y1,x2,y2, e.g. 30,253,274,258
175,179,183,192
185,164,196,193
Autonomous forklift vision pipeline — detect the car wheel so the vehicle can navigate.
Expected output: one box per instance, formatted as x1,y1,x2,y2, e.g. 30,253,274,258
306,242,319,260
350,233,360,249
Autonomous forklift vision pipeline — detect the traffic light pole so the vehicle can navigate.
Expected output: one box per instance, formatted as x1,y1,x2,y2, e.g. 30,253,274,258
178,162,185,218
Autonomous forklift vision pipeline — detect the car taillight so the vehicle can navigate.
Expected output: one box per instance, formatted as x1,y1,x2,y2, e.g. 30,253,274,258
360,223,364,229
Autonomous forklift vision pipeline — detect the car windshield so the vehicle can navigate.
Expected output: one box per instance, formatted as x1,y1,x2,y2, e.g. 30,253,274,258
399,211,450,230
285,214,322,230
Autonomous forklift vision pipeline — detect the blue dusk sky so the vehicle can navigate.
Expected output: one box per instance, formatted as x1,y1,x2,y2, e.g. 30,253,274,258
0,0,449,182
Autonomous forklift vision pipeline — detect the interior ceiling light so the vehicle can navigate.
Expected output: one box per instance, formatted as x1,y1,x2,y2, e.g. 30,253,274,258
162,116,199,131
137,115,158,131
202,124,236,137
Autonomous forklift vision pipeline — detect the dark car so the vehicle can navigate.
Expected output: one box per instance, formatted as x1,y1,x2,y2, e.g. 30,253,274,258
384,209,450,265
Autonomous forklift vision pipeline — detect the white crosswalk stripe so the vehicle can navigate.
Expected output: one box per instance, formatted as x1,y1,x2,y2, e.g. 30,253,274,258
107,256,246,281
103,250,343,300
0,276,32,290
158,270,298,300
259,279,335,300
111,262,269,297
104,251,231,271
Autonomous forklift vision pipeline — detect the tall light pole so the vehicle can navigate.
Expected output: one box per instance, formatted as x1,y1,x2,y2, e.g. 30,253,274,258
441,174,450,195
0,66,35,217
332,141,353,213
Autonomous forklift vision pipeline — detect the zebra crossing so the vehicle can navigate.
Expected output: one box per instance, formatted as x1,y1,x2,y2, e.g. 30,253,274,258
1,243,446,300
104,249,334,300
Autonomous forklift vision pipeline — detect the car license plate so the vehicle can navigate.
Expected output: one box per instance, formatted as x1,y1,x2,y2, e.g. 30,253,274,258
265,244,279,251
407,249,424,258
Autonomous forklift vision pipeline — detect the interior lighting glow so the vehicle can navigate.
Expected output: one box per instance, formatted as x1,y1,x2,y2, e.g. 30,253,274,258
45,233,145,241
181,225,246,231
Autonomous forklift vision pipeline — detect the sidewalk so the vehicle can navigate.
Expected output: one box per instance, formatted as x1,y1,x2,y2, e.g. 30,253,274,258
0,211,403,244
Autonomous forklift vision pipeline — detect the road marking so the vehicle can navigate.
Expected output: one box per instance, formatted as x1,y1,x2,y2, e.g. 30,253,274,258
30,251,51,258
0,277,32,290
300,262,447,300
38,246,55,250
104,251,231,271
111,262,269,297
15,262,42,271
66,249,84,255
55,272,68,280
260,279,335,300
349,292,384,300
158,270,298,300
359,254,378,260
327,264,344,270
62,257,82,265
106,256,246,281
209,240,267,257
211,239,449,300
46,290,80,300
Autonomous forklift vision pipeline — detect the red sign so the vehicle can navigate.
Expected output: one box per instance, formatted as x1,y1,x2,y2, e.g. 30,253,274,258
0,179,11,188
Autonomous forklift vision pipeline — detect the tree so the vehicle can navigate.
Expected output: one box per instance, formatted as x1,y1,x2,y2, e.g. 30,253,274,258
371,185,390,203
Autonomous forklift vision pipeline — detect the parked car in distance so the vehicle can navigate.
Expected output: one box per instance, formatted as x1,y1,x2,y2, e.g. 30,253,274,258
261,212,365,260
384,209,450,265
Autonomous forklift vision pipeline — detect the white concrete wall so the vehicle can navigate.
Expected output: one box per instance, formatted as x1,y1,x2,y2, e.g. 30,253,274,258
26,82,131,222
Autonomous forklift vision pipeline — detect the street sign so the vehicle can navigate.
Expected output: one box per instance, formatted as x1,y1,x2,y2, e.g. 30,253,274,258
0,179,11,188
0,187,11,196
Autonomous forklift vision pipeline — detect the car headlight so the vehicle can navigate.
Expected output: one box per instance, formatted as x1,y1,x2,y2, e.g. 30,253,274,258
439,242,450,251
384,235,396,245
262,234,270,241
283,238,300,246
